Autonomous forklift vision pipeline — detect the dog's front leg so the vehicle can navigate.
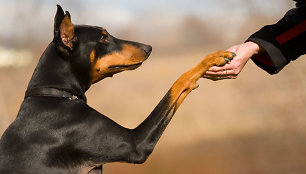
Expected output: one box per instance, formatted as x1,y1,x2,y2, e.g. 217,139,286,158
81,51,234,165
129,51,235,163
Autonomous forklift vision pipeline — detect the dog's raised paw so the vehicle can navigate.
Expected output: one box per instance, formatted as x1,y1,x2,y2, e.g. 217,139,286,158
224,52,236,63
205,51,235,67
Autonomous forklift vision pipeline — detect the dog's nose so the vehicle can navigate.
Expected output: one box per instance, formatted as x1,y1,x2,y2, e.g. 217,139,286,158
143,45,152,56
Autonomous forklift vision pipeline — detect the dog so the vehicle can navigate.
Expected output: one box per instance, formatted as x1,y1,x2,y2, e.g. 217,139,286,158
0,5,235,174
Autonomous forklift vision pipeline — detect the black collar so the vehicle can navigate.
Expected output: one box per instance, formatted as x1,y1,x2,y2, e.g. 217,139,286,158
25,87,87,103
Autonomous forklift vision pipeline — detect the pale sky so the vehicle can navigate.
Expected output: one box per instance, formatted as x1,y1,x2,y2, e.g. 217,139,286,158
0,0,293,43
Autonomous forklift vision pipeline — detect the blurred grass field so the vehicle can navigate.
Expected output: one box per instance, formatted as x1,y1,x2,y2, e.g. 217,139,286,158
1,50,306,173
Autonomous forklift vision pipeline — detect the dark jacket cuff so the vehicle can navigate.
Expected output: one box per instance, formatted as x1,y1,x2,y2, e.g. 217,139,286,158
247,38,290,74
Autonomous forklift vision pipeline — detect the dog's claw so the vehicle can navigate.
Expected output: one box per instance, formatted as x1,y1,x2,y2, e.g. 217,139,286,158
225,58,231,63
224,52,236,63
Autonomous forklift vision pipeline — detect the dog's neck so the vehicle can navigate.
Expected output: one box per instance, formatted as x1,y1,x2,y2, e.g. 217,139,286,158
27,42,89,99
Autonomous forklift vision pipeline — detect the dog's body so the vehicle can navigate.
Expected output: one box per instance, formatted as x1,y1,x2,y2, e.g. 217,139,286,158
0,6,234,174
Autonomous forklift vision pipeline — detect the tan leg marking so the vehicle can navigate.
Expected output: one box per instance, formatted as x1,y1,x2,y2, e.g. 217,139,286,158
168,51,234,111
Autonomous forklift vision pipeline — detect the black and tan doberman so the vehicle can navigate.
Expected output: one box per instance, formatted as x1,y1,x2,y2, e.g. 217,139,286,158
0,5,235,174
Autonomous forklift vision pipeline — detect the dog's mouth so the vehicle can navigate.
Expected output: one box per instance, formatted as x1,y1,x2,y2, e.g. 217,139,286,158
108,62,143,70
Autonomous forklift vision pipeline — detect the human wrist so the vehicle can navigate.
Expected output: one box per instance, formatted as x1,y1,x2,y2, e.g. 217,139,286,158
244,41,262,55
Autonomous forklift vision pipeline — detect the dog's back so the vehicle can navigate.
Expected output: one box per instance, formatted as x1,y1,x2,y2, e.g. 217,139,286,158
0,97,90,173
0,5,234,174
0,5,152,173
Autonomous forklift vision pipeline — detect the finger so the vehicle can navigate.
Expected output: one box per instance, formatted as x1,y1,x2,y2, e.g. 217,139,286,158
208,66,224,72
205,69,235,76
203,74,237,81
205,70,225,75
202,74,229,81
208,63,232,72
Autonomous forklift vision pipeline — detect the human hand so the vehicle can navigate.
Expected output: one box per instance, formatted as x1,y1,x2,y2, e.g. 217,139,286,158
203,41,262,81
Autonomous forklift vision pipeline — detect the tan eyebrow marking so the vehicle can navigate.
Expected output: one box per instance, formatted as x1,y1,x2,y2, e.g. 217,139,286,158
101,29,107,35
90,50,95,63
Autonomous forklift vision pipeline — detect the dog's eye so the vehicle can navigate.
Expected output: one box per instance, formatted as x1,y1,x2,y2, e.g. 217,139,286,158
100,35,108,43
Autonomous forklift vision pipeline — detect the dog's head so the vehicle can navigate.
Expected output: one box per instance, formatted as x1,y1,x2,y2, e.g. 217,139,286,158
53,5,152,85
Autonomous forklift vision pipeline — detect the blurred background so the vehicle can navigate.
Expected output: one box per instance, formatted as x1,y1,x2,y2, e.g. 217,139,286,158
1,0,306,173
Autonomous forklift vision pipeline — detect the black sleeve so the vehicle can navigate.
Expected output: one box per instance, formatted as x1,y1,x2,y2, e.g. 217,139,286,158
247,2,306,74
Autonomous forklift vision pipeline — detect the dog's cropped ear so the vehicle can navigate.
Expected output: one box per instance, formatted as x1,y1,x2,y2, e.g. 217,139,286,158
59,14,76,50
54,5,65,36
53,5,79,56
